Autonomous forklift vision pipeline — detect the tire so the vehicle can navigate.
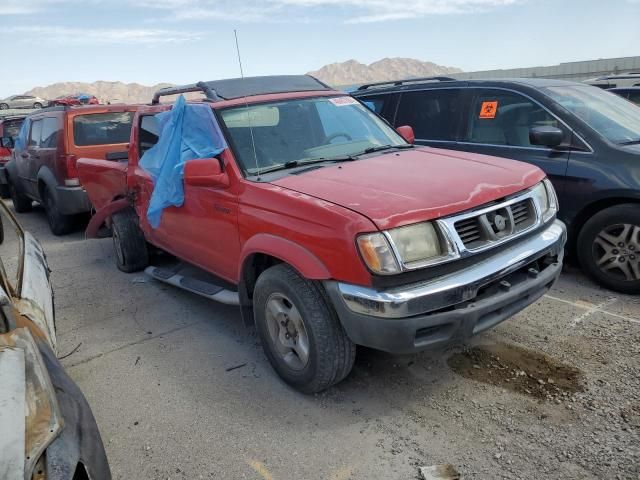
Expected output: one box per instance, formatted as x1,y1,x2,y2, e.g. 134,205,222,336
253,264,356,393
33,102,43,109
111,209,148,273
9,180,32,213
577,203,640,294
0,103,8,110
42,187,75,236
0,184,10,199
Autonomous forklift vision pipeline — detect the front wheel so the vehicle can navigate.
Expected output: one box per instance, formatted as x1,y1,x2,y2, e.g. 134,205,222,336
253,264,355,393
9,180,32,213
33,102,43,109
0,103,8,110
577,204,640,294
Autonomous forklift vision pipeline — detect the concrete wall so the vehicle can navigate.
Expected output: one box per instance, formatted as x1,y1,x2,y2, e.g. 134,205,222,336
451,56,640,82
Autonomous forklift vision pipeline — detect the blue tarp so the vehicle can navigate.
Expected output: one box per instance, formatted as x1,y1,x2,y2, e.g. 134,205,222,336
139,95,227,228
14,117,31,151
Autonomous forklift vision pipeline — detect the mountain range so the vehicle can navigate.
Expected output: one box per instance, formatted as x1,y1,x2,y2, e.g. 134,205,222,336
19,58,462,104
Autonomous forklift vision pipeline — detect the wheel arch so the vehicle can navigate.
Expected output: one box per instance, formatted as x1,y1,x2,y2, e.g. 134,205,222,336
238,235,331,327
36,166,59,203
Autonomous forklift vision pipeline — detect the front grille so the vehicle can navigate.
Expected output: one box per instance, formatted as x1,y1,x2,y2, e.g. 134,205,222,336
454,198,537,250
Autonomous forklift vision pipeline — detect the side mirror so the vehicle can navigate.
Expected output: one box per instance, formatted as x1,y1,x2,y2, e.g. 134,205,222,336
184,158,229,188
529,126,563,148
396,125,415,144
0,137,14,149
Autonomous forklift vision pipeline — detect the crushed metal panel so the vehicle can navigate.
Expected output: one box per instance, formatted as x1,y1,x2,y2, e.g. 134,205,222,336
0,327,63,480
419,464,461,480
17,232,56,352
0,347,26,480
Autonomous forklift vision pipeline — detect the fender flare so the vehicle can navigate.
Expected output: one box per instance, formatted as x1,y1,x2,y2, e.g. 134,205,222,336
84,198,130,238
36,166,59,202
240,233,331,281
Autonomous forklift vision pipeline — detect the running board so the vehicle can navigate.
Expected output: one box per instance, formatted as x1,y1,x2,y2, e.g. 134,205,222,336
144,266,240,306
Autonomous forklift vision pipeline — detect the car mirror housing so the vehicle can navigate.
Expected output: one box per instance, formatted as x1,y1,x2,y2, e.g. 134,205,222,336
396,125,415,144
184,158,229,188
529,126,563,148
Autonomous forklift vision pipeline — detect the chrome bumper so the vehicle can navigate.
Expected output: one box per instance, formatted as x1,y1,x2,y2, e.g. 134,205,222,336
334,219,566,319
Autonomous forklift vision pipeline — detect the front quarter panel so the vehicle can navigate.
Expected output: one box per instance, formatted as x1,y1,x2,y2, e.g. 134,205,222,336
238,181,377,286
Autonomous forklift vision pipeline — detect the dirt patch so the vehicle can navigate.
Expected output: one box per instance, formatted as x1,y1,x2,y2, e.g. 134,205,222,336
447,343,584,400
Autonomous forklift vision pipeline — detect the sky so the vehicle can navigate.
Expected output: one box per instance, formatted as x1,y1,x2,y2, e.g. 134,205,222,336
1,0,639,97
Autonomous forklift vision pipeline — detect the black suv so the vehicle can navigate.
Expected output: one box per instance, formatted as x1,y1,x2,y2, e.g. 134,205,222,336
353,78,640,294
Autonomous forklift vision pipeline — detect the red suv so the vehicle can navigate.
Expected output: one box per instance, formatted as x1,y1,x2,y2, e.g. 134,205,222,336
7,105,137,235
78,76,566,392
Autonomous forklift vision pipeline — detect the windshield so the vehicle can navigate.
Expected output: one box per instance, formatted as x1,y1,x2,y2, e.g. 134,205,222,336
2,119,24,142
219,96,406,174
544,85,640,144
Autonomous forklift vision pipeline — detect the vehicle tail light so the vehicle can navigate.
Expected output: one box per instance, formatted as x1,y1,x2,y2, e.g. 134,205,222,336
61,153,79,182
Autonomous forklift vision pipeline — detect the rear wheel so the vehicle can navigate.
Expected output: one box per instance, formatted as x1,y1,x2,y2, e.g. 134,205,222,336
33,102,43,109
43,187,75,235
112,209,148,273
0,103,8,110
253,264,355,393
577,204,640,294
9,180,32,213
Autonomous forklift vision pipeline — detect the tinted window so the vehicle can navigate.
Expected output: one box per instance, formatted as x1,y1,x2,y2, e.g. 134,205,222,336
73,112,133,146
359,94,392,116
465,89,568,147
40,117,58,148
628,92,640,105
395,89,461,141
139,115,159,155
29,120,42,147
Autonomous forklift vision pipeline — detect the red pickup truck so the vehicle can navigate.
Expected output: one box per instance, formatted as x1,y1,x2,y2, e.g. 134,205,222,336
78,75,567,393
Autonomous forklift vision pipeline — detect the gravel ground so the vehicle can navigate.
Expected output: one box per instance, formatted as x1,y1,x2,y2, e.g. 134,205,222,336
13,205,640,479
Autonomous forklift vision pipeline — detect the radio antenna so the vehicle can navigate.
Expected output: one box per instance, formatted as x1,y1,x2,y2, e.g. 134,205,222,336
234,29,259,176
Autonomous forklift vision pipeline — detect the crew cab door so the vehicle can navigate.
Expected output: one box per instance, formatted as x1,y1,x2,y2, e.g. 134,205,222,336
456,88,571,200
132,114,240,283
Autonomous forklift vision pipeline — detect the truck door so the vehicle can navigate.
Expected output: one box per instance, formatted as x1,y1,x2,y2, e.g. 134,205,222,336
132,114,240,283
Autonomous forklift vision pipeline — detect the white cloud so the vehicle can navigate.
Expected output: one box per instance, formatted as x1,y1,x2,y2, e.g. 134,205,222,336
128,0,521,23
1,26,202,45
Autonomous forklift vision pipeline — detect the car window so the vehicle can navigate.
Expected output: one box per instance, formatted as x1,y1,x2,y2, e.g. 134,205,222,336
0,203,24,294
395,89,461,141
358,94,391,116
464,89,569,147
544,85,640,145
73,111,134,146
627,91,640,105
220,96,406,174
2,120,23,142
29,120,42,147
139,115,159,155
40,117,58,148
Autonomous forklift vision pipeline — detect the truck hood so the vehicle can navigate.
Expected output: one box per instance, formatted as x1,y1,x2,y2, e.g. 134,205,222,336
271,147,545,230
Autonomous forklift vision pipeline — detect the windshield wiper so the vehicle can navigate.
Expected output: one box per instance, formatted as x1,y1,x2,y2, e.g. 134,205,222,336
358,144,415,155
619,139,640,146
251,154,357,176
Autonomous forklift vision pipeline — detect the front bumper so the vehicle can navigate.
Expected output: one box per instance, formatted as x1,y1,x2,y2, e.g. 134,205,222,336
54,185,92,215
324,219,566,354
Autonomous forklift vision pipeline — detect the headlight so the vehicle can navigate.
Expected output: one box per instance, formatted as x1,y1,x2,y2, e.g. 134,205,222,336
532,179,558,222
357,222,455,274
387,222,442,264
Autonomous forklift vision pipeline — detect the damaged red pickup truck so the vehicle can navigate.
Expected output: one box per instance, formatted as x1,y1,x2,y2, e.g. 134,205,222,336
78,76,567,393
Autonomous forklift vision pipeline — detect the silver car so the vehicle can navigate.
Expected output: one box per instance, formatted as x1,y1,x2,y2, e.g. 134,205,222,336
0,94,48,110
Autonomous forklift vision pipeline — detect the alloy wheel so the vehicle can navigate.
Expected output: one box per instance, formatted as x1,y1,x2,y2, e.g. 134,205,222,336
264,292,310,370
592,223,640,282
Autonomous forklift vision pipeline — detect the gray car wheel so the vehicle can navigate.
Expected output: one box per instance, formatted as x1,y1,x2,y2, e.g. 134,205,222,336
0,103,8,110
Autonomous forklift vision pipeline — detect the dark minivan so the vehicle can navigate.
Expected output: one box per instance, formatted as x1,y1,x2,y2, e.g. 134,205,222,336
353,78,640,294
4,105,137,235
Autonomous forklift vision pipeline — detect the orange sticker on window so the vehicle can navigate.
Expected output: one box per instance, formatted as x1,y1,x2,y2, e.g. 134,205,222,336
479,101,498,119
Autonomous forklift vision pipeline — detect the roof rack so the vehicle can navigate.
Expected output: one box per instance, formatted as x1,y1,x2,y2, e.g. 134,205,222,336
151,81,222,105
151,75,333,105
356,76,457,91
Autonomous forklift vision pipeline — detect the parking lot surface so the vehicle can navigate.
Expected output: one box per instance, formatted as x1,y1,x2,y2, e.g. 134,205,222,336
16,205,639,479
